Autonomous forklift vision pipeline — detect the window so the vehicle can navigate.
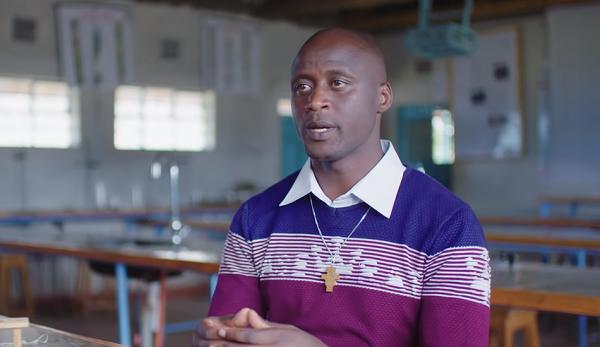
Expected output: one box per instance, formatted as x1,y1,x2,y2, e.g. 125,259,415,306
277,98,292,117
431,108,455,165
0,77,79,148
114,86,215,151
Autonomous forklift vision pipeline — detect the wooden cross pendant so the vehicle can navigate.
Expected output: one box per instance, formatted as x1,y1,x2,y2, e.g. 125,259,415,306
321,265,340,292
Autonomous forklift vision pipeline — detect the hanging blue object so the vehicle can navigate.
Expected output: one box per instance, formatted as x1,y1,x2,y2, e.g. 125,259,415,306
405,0,477,59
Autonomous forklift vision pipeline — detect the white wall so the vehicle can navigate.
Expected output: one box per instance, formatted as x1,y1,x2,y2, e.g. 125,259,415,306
0,0,315,211
544,3,600,196
378,7,600,216
2,0,599,217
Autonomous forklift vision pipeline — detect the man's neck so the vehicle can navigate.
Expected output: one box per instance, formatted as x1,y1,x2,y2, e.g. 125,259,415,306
311,141,384,201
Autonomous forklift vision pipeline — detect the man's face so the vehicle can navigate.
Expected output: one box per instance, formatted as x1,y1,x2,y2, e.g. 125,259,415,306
290,34,385,163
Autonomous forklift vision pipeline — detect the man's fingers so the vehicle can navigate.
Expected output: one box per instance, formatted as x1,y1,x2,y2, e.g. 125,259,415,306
247,309,271,329
203,317,227,329
200,317,228,340
229,307,251,327
204,341,253,347
202,327,222,340
219,327,292,345
219,327,264,344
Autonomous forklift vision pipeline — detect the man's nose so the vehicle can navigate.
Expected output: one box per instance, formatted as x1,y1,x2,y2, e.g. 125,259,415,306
306,86,330,111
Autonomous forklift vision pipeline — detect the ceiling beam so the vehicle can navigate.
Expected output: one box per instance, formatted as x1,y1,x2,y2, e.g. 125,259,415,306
257,0,414,17
135,0,259,14
344,0,599,32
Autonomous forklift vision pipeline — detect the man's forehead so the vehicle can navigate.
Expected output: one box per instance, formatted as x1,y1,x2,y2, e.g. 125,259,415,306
292,42,372,73
291,28,386,80
301,28,377,53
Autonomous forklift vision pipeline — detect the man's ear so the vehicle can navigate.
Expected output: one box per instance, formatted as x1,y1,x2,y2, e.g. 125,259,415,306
377,82,393,114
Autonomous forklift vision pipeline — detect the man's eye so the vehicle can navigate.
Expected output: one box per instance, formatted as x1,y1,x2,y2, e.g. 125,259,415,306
294,84,311,93
332,80,346,88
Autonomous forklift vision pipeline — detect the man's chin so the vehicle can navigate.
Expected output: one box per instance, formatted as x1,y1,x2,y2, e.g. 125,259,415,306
306,149,337,162
304,141,345,162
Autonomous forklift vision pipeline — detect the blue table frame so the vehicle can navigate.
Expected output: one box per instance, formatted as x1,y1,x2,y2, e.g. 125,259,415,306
0,236,222,346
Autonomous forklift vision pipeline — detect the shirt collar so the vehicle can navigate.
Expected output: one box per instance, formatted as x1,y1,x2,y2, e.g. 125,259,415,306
279,140,405,218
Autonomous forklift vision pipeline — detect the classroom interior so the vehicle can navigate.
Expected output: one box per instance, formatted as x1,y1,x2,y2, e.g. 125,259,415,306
1,0,599,346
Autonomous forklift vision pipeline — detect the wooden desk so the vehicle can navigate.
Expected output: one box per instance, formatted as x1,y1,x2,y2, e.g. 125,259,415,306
492,262,600,316
484,222,600,347
0,237,221,274
140,220,230,233
480,216,600,230
0,319,124,346
0,233,222,346
538,195,600,218
0,206,236,225
486,227,600,250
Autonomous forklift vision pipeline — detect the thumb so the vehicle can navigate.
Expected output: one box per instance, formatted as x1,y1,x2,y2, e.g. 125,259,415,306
228,307,251,327
247,309,271,329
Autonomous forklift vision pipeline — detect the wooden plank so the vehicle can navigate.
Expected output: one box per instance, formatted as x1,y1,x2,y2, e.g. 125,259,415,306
0,317,126,347
31,323,126,347
492,263,600,315
139,220,230,232
0,317,29,329
0,204,237,222
0,239,221,273
492,288,600,316
480,216,600,229
486,233,600,249
13,328,21,347
258,0,413,17
538,195,600,205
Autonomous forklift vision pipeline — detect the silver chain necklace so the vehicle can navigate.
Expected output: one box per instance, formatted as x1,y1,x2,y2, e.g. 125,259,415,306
309,194,371,292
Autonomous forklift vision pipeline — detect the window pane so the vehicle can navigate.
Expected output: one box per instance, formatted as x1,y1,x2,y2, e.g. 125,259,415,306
33,81,68,96
114,86,215,152
33,117,71,147
0,93,30,113
115,99,141,116
0,77,77,149
0,78,31,93
277,98,292,117
33,95,68,113
432,109,455,165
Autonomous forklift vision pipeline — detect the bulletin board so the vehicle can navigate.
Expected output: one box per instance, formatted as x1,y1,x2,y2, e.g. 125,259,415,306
200,18,261,95
56,3,134,89
451,27,523,159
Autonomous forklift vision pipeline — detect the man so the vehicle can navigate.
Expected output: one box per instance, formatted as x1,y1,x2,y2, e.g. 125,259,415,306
193,28,490,347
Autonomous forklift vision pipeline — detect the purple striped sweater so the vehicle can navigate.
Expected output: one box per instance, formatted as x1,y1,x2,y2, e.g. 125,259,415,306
209,167,490,346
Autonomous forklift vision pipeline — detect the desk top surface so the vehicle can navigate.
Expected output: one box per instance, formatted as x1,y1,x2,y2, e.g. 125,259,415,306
491,262,600,315
538,195,600,204
480,216,600,229
485,224,600,249
0,320,123,347
0,205,237,223
0,229,222,273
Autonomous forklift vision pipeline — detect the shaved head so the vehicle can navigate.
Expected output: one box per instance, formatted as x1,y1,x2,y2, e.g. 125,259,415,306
289,27,393,168
294,28,388,83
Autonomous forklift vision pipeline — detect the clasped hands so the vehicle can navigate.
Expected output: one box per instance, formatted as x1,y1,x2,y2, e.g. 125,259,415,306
192,307,327,347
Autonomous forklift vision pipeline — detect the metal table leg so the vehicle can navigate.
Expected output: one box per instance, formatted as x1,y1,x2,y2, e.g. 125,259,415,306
116,263,132,346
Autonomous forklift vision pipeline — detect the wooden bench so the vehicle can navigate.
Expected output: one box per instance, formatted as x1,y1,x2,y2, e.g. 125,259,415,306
490,307,539,347
0,255,34,318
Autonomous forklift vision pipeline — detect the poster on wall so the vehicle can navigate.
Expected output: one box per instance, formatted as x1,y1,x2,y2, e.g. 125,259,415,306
56,3,134,89
451,28,522,159
200,18,261,95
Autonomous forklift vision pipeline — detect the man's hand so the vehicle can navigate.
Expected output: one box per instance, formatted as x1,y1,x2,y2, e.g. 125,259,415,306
211,309,327,347
191,308,253,347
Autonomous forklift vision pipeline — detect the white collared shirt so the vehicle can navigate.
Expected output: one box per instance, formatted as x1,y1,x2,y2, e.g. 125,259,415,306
279,140,405,219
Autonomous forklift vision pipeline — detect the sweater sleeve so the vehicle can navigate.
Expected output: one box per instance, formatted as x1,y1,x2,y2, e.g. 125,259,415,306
208,203,266,317
419,207,491,347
